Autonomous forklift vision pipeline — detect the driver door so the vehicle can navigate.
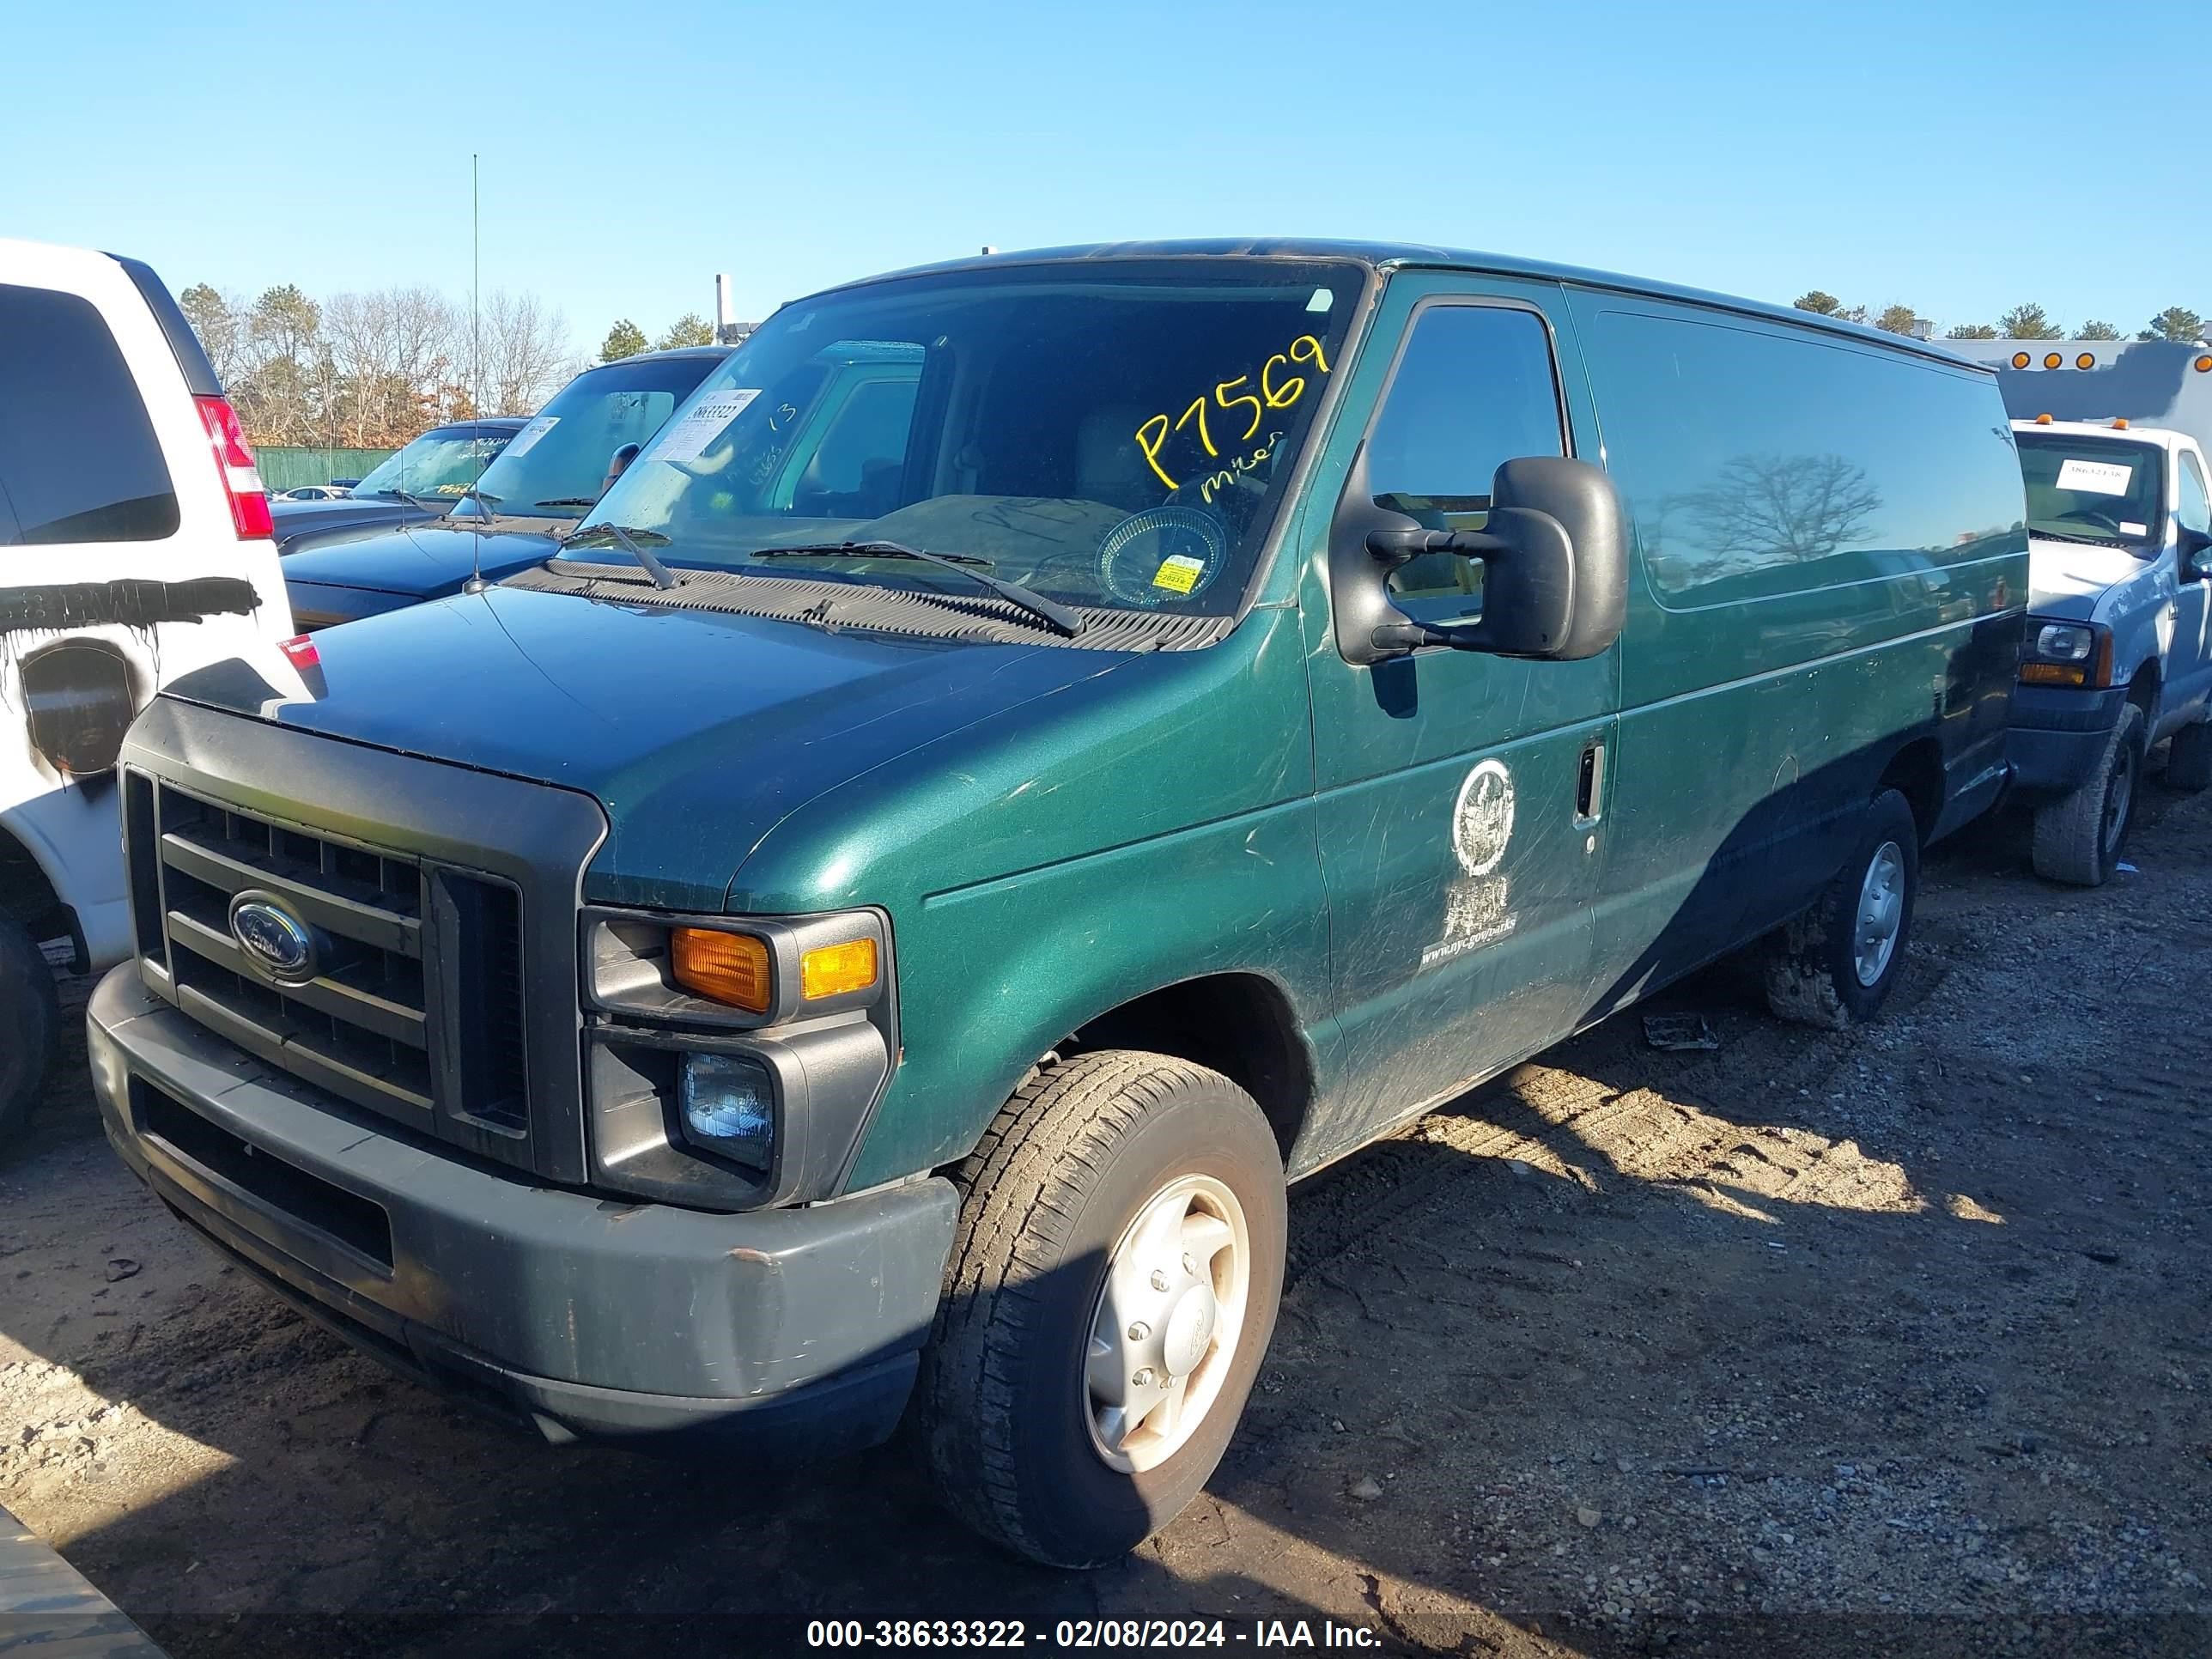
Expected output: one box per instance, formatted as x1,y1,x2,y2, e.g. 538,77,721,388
2170,448,2212,722
1297,273,1619,1149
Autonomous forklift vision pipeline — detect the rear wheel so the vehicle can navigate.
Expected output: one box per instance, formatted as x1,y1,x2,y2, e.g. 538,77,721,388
1765,788,1920,1031
2033,702,2144,886
0,915,60,1152
917,1050,1286,1568
2163,719,2212,793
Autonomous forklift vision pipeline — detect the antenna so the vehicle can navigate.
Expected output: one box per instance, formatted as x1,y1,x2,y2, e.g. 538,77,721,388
715,272,740,343
471,154,481,415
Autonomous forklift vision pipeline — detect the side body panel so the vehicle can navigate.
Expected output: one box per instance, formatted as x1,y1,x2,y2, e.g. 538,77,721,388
734,609,1331,1190
0,240,297,967
1565,287,2028,1018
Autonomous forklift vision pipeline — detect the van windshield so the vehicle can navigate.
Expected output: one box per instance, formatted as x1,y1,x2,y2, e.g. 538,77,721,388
350,426,513,501
563,258,1364,616
2014,431,2164,551
461,355,721,520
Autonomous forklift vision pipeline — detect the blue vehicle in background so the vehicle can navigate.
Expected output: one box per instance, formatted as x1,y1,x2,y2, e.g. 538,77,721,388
283,341,929,629
283,350,729,629
270,417,526,556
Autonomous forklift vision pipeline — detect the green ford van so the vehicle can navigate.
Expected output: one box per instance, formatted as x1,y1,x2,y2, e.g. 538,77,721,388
85,242,2028,1565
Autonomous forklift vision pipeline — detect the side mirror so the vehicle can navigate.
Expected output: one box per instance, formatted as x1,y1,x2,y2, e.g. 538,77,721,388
2180,524,2212,580
1328,452,1628,665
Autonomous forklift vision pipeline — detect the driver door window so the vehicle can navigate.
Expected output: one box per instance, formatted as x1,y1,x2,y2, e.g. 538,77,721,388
1366,304,1567,621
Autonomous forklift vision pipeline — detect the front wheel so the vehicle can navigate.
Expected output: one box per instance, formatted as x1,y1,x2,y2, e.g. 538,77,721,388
1765,787,1920,1031
2032,702,2144,886
916,1050,1286,1568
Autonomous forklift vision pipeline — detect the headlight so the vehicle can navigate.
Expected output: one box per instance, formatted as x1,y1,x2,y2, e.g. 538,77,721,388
678,1051,775,1171
2033,623,2094,663
582,906,896,1209
2020,619,2110,688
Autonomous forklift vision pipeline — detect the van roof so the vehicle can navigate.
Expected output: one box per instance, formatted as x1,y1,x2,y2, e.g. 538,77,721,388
816,238,1985,370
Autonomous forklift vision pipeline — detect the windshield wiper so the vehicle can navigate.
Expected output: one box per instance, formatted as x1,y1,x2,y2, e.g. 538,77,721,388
562,521,682,590
533,497,599,508
368,487,443,512
751,540,1084,637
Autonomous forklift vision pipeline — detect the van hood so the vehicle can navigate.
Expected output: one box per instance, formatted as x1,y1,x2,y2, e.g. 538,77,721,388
278,520,568,599
2027,534,2152,622
157,583,1126,909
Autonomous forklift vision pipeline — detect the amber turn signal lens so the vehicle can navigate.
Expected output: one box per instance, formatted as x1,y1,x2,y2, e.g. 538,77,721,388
2011,352,2033,368
672,927,772,1012
2196,356,2212,373
2020,662,2087,688
2043,353,2064,369
2076,353,2095,369
800,938,879,1000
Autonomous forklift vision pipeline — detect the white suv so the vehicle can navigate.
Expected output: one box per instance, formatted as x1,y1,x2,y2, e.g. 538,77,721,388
1,238,303,1145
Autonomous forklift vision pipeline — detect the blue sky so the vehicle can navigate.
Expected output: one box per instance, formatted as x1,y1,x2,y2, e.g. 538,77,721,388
7,0,2205,356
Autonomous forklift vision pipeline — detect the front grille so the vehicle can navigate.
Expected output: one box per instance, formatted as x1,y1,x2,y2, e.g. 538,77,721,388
131,775,534,1162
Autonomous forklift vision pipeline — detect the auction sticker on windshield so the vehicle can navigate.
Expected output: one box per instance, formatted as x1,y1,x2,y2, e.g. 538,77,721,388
651,390,762,465
2055,458,2133,496
502,415,560,459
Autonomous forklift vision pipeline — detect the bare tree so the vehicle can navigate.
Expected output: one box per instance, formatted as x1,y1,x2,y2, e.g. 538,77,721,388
1678,453,1882,570
478,289,574,414
324,287,459,446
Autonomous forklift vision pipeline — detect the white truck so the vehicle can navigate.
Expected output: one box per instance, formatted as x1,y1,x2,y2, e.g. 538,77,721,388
1942,339,2212,881
1,239,303,1143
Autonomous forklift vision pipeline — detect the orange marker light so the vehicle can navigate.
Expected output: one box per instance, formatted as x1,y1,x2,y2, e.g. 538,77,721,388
2076,353,2096,369
2197,356,2212,373
2113,418,2130,429
800,938,879,1000
2043,353,2064,369
2034,413,2054,424
672,928,772,1012
2011,352,2033,368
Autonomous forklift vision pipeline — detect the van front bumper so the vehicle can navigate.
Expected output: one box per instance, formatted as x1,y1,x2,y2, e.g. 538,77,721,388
2008,684,2129,798
85,965,956,1455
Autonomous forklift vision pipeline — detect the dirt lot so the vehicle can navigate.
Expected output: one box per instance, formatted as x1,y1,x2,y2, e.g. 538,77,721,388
3,787,2208,1658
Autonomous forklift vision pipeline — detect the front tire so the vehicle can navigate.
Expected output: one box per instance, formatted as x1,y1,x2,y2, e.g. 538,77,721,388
2163,718,2212,794
917,1050,1286,1568
1765,787,1920,1030
0,915,60,1151
2033,702,2144,886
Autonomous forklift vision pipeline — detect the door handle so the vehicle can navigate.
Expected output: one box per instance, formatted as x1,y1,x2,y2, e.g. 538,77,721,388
1575,739,1607,827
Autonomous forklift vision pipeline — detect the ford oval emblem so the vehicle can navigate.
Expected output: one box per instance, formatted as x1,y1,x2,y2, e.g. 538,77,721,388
228,892,318,985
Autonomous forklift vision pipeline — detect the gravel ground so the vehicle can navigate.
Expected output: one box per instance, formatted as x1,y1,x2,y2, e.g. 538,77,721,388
3,785,2208,1657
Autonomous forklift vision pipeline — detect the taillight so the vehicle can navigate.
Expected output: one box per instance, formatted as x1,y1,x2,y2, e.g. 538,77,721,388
194,394,273,539
277,635,320,671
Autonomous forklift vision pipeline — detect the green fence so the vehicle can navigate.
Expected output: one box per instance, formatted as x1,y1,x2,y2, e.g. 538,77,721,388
252,446,395,491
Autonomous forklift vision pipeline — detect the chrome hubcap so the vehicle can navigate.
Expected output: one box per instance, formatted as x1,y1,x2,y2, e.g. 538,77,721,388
1085,1174,1250,1474
1853,840,1905,988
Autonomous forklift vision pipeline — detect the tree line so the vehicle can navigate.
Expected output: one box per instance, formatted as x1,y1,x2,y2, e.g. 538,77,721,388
596,313,753,362
1791,292,2209,344
181,283,578,449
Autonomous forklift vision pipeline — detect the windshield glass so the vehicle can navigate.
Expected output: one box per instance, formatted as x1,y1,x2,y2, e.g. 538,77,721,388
462,355,721,520
2015,431,2164,550
565,258,1365,616
350,427,514,500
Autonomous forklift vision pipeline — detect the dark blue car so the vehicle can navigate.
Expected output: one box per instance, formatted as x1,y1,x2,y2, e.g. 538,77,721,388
270,417,527,556
283,349,730,629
